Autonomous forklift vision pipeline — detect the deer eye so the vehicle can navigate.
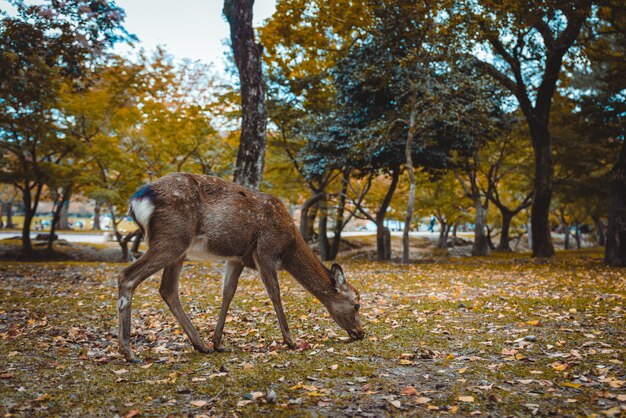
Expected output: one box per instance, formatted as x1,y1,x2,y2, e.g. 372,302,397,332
354,304,360,312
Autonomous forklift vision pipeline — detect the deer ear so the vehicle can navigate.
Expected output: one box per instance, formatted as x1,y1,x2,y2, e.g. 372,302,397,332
330,263,346,291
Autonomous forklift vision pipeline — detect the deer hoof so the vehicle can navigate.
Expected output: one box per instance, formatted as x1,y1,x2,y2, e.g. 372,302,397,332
213,345,230,353
284,339,296,349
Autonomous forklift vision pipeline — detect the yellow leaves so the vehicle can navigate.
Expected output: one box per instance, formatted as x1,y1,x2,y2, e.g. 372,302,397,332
458,367,468,374
562,382,581,389
551,362,568,371
527,319,540,326
34,393,52,402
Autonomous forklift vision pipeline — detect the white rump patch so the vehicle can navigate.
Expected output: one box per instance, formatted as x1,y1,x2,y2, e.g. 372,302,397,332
131,199,154,229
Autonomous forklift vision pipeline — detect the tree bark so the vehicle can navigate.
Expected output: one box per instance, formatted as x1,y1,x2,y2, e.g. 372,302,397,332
93,200,101,230
497,209,513,252
48,185,72,250
605,140,626,266
57,194,71,230
329,171,350,261
562,222,570,250
472,201,489,256
224,0,267,190
574,223,581,249
317,195,330,261
403,111,417,264
437,220,448,248
300,192,324,242
529,122,555,258
20,182,43,253
6,200,13,228
594,216,606,247
376,168,400,261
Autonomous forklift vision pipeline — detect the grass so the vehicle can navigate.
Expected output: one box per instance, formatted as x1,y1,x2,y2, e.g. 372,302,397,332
0,250,624,416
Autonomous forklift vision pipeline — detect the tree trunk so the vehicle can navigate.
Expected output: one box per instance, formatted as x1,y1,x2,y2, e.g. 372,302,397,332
497,209,513,252
224,0,267,190
574,223,581,249
48,186,72,250
93,200,101,230
403,110,417,264
131,230,143,257
5,200,12,228
329,172,349,261
529,123,555,258
375,168,400,261
562,222,570,250
437,220,448,248
605,140,626,266
594,216,606,247
300,192,324,242
486,226,496,251
317,195,330,261
450,223,458,247
472,201,489,256
20,183,43,253
57,195,71,230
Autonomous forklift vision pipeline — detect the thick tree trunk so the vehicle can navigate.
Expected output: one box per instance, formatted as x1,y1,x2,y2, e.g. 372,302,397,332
299,192,324,242
224,0,267,190
375,168,400,261
317,195,330,261
472,201,489,256
529,123,555,258
605,141,626,266
497,209,513,252
594,216,606,247
93,200,101,231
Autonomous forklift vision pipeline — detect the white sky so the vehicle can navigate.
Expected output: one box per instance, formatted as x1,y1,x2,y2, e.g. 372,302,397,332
115,0,277,73
0,0,277,74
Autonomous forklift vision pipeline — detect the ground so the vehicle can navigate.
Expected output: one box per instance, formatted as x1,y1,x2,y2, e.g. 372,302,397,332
0,249,625,417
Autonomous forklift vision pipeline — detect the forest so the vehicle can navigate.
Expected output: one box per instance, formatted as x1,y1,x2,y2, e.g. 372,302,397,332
1,0,625,416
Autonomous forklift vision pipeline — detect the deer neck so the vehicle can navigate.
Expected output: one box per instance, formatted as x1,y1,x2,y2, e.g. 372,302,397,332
282,236,335,301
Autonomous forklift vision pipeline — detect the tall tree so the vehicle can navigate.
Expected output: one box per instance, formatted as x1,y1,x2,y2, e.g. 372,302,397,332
224,0,267,190
457,1,592,257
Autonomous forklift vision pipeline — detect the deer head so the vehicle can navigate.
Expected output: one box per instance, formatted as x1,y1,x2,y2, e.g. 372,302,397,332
326,264,364,340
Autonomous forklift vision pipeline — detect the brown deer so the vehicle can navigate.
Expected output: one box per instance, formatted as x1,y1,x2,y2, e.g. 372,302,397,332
118,172,363,362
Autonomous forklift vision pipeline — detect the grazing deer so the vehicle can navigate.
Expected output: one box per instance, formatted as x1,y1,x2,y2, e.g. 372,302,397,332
117,172,364,362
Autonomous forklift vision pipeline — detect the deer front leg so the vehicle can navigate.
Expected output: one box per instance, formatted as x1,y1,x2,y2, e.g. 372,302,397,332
159,257,211,353
212,261,244,352
254,256,296,349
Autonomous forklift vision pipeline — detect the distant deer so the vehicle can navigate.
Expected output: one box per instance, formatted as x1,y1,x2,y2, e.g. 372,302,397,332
118,173,363,362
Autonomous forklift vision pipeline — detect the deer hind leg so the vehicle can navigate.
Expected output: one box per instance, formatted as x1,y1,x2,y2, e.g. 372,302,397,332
159,256,211,353
254,254,296,349
212,260,244,352
118,248,181,362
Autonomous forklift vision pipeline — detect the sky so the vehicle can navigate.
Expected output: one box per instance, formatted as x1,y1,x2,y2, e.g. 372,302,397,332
0,0,277,74
114,0,277,73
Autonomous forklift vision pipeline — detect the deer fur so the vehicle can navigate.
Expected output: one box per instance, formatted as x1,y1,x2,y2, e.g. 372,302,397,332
117,172,363,362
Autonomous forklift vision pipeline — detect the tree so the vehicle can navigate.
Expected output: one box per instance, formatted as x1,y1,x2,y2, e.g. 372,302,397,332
224,0,267,190
457,0,592,257
0,0,132,252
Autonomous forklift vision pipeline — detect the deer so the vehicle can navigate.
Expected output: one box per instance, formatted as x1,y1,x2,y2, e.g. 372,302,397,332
117,172,364,362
